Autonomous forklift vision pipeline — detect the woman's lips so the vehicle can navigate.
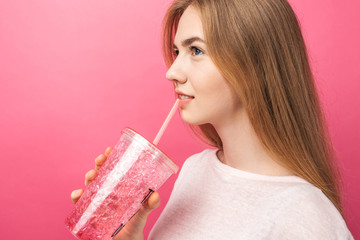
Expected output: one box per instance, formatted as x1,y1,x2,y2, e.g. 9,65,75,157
175,90,194,107
177,94,194,107
178,94,194,100
175,90,194,98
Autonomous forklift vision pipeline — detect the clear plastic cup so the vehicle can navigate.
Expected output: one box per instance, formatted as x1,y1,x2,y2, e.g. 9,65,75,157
65,128,179,240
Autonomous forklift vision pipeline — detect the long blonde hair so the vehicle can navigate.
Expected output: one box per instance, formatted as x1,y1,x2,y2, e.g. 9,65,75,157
163,0,343,215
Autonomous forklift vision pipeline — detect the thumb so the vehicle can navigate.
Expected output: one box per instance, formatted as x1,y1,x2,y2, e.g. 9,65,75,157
138,191,161,219
112,192,160,240
128,192,160,232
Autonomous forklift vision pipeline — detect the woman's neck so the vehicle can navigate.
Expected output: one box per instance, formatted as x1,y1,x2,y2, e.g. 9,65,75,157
213,110,293,176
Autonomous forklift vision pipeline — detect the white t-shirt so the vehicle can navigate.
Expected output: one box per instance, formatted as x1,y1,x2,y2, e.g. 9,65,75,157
148,149,353,240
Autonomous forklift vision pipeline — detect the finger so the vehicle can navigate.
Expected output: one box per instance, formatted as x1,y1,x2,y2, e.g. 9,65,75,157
71,189,84,204
85,169,97,187
95,154,106,170
138,192,161,219
104,146,113,157
146,191,161,210
125,192,160,234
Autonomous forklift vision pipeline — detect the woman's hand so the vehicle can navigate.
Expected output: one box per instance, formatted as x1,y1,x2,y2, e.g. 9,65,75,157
70,147,161,240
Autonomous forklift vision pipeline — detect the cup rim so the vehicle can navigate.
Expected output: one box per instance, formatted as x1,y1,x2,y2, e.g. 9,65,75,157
121,127,179,174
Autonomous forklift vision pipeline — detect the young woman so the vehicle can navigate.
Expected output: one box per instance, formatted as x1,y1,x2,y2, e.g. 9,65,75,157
71,0,354,239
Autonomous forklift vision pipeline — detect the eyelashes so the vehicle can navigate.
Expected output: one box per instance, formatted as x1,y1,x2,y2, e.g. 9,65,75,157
173,49,179,56
190,46,203,56
173,46,204,57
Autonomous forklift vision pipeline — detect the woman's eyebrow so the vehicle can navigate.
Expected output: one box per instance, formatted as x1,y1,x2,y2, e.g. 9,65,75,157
173,36,205,48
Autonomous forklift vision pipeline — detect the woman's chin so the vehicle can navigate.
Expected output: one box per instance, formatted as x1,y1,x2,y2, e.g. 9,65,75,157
180,112,206,126
181,117,197,125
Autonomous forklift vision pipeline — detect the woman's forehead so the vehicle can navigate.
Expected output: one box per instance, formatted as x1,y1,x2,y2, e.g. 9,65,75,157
174,6,205,45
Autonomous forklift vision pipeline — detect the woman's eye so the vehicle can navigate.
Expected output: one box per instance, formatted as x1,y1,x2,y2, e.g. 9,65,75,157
191,47,203,56
173,49,179,56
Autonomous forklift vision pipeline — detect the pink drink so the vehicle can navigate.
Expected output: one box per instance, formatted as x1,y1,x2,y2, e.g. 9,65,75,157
65,128,178,240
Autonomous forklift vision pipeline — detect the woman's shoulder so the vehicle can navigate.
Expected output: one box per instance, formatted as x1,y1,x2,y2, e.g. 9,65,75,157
169,149,215,194
181,148,216,169
174,148,215,181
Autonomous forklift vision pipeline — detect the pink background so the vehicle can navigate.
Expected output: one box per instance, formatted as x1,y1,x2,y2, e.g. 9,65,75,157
0,0,359,239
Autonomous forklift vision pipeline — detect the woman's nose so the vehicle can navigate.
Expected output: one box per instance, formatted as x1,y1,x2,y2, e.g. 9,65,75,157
166,58,187,85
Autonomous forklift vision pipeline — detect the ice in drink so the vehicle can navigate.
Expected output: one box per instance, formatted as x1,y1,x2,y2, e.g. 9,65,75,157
65,128,178,240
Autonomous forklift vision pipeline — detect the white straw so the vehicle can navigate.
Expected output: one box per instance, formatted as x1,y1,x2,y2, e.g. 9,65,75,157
153,99,180,145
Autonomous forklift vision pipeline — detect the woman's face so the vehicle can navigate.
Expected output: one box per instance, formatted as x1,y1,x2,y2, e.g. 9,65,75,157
166,6,242,127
